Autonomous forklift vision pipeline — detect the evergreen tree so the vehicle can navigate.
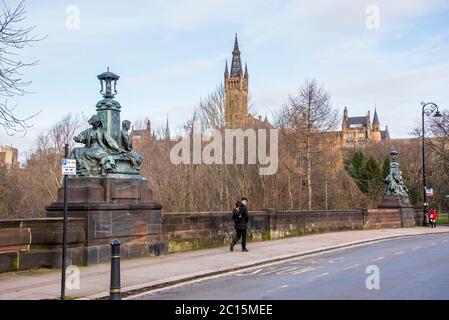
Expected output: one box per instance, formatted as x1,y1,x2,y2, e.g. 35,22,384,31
347,151,367,192
362,156,383,206
365,156,382,193
382,156,390,179
348,151,364,179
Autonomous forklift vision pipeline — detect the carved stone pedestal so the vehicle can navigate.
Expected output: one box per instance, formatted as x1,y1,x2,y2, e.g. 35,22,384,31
378,195,416,228
46,176,166,265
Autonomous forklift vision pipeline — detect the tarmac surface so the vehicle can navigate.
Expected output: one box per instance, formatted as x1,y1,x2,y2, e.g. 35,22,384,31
133,233,449,300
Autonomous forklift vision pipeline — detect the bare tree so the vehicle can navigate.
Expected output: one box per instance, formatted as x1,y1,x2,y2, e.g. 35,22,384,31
0,0,42,135
0,114,81,218
275,79,338,210
193,84,226,130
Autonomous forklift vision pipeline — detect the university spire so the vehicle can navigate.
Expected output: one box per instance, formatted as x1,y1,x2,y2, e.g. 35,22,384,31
230,33,243,77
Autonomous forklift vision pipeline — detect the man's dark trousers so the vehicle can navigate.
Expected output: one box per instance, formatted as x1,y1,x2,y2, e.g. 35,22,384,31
232,203,249,250
232,228,247,249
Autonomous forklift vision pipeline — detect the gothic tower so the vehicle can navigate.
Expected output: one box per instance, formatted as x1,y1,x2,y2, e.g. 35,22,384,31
224,34,249,128
342,106,348,131
372,108,381,141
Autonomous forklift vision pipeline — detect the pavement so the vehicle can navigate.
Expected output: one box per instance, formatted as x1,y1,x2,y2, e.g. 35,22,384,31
134,232,449,300
0,226,448,300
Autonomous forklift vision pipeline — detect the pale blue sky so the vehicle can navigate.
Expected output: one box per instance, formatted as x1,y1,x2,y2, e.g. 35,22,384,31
2,0,449,158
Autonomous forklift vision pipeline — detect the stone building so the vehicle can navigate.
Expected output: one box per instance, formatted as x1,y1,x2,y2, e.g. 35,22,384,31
130,119,155,141
224,34,249,128
224,34,271,129
341,107,390,146
0,146,18,168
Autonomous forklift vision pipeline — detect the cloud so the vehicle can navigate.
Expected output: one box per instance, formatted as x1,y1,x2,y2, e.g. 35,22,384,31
123,53,227,84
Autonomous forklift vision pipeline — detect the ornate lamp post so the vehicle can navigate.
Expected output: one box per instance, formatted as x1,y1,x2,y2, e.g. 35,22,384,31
96,68,122,142
97,67,120,98
421,102,442,224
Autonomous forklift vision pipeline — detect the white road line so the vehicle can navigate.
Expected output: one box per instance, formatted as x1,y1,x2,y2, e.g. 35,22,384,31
308,272,329,280
260,267,291,276
412,246,421,250
276,267,299,275
394,251,404,255
235,269,262,276
266,284,289,293
371,256,384,262
328,257,344,264
342,264,359,270
431,242,436,246
292,267,315,275
443,240,447,243
291,259,317,265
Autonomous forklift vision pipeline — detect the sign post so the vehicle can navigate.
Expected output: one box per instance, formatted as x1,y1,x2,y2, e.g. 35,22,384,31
60,145,76,300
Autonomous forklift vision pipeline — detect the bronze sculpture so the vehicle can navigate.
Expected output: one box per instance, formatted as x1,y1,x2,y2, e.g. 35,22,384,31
384,150,408,196
120,120,143,169
70,69,143,176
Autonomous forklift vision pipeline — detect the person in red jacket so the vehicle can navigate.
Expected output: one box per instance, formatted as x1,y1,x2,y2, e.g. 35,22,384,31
429,209,438,228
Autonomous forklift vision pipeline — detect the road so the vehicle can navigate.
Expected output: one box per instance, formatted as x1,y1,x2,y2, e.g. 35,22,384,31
132,233,449,300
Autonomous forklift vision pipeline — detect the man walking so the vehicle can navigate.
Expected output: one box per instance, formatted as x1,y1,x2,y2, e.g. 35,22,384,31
230,197,249,252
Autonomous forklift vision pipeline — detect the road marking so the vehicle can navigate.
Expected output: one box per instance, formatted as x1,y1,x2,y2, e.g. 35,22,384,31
235,269,262,276
260,267,291,276
412,246,421,250
292,267,315,275
342,264,359,270
371,256,384,262
443,240,447,243
328,257,344,264
276,267,299,275
308,272,329,280
394,251,404,255
291,259,318,265
266,284,289,293
431,242,436,246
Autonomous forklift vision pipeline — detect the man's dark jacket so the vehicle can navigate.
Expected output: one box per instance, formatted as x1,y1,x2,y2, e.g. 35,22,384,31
234,203,249,230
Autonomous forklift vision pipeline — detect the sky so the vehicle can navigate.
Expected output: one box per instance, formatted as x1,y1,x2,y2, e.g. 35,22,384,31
2,0,449,160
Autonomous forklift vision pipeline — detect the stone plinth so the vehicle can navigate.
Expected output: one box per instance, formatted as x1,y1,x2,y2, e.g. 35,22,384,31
46,176,166,265
378,195,415,228
378,195,411,208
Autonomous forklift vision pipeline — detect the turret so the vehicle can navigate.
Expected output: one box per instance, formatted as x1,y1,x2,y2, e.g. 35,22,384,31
164,116,170,141
224,60,229,79
342,106,348,130
371,108,381,141
230,33,243,77
372,108,380,130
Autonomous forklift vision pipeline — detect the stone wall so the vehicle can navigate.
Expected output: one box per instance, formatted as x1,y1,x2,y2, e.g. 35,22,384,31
0,218,86,272
164,209,366,253
0,207,424,272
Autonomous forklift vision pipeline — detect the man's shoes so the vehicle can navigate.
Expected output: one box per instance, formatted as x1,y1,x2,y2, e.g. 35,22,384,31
230,242,234,252
242,248,249,252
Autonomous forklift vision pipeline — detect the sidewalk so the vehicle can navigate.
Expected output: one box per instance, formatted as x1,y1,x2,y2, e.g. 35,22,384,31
1,226,448,300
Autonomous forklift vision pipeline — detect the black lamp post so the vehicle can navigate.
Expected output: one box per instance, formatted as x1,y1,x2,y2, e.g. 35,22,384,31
421,102,442,224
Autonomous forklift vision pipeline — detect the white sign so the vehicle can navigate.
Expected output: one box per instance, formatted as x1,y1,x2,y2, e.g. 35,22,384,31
61,159,76,175
426,188,434,197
